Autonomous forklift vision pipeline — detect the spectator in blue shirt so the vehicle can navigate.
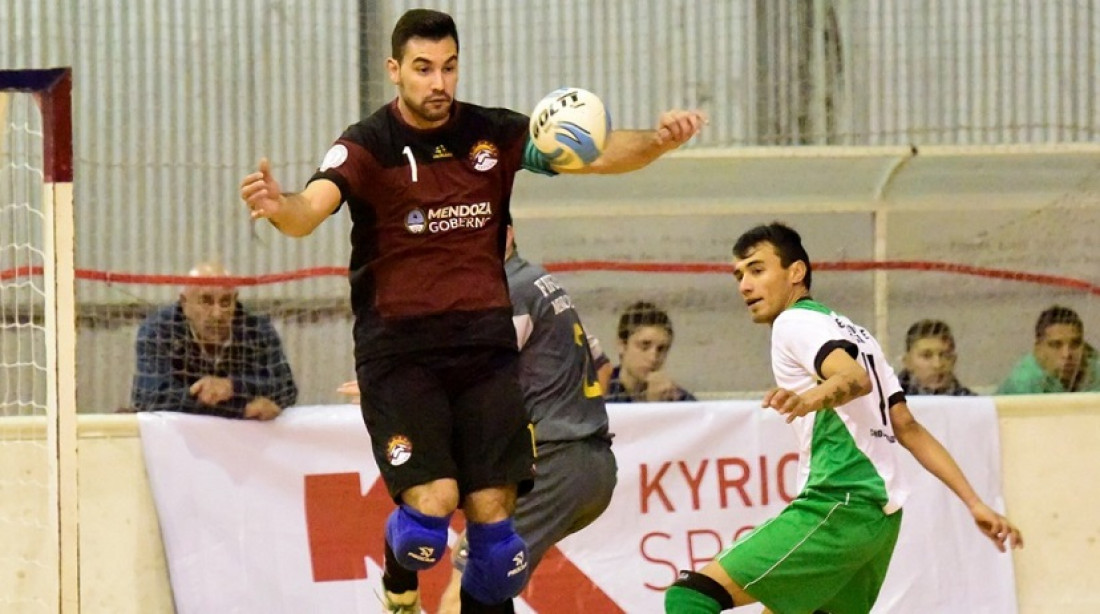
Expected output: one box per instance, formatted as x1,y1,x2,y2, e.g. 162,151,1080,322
130,262,297,419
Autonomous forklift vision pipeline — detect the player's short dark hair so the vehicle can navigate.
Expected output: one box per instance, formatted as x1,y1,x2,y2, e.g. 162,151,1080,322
905,319,956,352
1034,305,1083,340
732,222,813,290
391,9,460,61
617,301,673,342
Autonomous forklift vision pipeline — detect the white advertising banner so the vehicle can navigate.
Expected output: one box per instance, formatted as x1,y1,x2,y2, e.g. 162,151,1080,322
138,398,1017,613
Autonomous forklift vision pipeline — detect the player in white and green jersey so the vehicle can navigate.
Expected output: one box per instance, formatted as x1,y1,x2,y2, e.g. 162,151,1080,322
664,222,1023,614
771,297,910,515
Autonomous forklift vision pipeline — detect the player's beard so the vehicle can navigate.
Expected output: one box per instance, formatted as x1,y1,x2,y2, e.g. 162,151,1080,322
407,93,452,124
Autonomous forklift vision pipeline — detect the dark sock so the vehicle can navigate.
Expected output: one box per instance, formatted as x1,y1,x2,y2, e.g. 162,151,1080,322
382,540,418,593
459,587,515,613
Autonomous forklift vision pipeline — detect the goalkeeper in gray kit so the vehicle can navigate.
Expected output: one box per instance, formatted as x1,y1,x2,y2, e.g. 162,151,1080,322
438,225,617,610
342,224,618,610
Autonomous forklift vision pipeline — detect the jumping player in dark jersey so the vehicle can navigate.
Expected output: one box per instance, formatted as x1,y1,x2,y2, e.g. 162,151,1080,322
342,226,618,612
240,9,703,613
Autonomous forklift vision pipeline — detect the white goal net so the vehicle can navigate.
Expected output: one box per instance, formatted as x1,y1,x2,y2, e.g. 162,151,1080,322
0,68,77,614
0,80,54,614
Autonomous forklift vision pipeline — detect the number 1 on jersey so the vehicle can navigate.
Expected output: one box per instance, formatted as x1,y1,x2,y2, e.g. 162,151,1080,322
861,352,889,426
574,323,602,398
402,146,419,183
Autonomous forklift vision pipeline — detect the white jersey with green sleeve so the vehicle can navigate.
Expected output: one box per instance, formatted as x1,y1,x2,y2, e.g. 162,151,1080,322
771,298,910,513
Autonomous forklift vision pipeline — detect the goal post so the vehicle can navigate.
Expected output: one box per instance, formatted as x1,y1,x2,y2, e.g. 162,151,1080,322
0,67,78,613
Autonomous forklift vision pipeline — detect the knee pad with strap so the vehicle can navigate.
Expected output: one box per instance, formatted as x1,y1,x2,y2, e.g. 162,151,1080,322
384,504,451,571
461,518,530,605
665,570,735,612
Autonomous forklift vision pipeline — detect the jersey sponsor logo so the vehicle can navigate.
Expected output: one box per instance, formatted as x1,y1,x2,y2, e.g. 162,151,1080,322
405,208,426,234
319,144,348,171
426,202,493,220
386,435,413,465
420,201,493,234
532,274,575,314
469,140,499,172
869,428,897,443
432,144,453,159
834,316,872,344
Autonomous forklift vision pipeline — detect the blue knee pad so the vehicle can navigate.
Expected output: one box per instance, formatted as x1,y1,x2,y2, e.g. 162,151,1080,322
461,518,530,604
384,505,451,571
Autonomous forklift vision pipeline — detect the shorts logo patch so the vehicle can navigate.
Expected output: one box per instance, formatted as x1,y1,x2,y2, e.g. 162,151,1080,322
387,435,413,466
469,140,499,172
405,208,426,234
319,144,348,171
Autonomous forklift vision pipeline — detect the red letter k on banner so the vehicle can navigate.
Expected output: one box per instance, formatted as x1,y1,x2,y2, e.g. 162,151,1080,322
304,472,392,582
304,472,623,612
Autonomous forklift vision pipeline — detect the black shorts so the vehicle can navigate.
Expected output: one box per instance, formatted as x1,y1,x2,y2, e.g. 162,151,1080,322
357,346,535,501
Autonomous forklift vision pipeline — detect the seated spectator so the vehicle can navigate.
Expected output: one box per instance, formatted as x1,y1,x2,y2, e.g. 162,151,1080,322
130,262,297,419
606,301,696,402
897,319,975,396
997,305,1100,394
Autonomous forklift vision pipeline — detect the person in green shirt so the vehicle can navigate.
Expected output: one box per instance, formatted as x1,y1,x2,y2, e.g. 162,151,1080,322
997,305,1100,394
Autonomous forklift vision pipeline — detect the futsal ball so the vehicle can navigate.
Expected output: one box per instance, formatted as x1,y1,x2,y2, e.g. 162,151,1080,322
529,87,611,170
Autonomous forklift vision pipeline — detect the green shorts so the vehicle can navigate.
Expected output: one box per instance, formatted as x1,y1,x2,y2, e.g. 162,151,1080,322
716,493,902,614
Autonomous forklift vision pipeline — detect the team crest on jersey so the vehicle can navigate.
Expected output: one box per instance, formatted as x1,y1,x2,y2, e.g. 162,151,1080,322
405,208,426,234
469,140,499,172
319,144,348,171
387,435,413,466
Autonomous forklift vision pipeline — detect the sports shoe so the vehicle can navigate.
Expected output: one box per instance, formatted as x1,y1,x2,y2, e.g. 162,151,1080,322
382,588,421,614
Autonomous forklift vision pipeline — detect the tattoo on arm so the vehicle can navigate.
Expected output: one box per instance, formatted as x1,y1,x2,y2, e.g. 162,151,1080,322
845,378,865,400
819,375,865,410
820,387,847,410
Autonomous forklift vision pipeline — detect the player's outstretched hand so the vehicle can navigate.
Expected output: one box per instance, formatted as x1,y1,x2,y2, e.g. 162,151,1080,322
655,109,707,147
239,157,283,220
762,387,812,423
969,502,1024,552
337,379,361,404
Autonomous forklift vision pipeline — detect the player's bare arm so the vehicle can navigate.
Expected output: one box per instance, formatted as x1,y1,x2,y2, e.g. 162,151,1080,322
239,157,341,237
889,401,1024,552
764,348,871,422
564,109,706,174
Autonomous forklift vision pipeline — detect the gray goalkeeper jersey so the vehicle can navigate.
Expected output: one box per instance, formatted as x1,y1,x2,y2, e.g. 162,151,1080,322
506,252,611,443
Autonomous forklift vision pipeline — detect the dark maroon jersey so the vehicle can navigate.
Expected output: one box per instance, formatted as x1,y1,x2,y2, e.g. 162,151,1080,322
310,100,531,361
